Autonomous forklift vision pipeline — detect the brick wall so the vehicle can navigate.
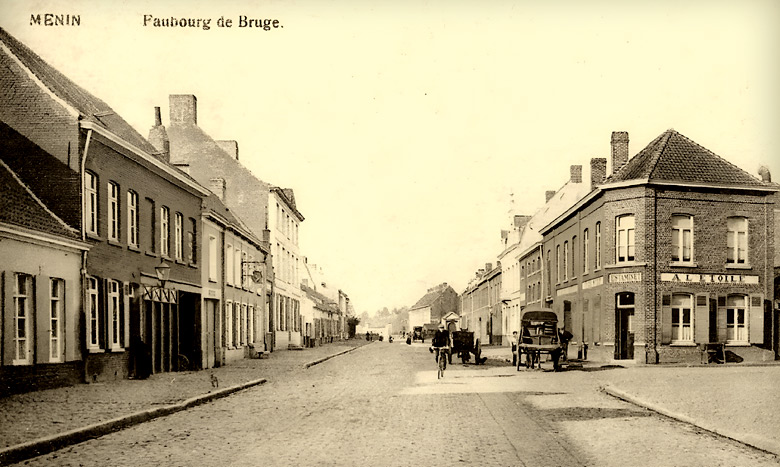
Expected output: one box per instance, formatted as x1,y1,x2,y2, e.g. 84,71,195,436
0,361,83,395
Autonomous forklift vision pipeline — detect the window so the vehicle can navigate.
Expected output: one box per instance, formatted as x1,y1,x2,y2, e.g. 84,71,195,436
235,248,242,288
127,191,138,247
225,302,233,347
248,305,254,344
571,236,577,278
671,294,693,343
87,277,99,349
556,245,561,283
563,241,569,281
726,217,748,265
106,280,121,350
188,218,197,264
616,215,635,262
85,171,98,235
726,295,747,343
583,229,589,273
208,235,218,282
161,206,170,257
174,212,183,260
671,215,693,263
595,222,602,269
241,303,247,344
242,251,248,288
14,274,33,364
226,244,234,285
50,279,64,361
147,198,156,252
108,182,119,241
234,303,241,346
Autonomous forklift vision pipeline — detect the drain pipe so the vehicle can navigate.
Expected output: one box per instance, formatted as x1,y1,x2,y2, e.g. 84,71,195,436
80,127,93,382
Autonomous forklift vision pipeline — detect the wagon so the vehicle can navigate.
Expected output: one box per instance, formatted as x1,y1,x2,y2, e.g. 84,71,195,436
451,330,483,364
517,308,564,371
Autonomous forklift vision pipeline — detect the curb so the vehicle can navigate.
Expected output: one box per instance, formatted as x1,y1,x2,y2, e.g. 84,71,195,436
0,378,267,466
303,344,365,369
601,385,780,457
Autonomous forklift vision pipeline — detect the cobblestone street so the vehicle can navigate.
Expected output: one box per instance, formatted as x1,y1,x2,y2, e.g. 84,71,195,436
8,342,779,467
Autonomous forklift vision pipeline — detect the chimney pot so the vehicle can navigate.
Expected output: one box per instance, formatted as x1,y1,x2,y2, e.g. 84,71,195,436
758,165,772,182
154,106,162,126
485,263,492,271
148,106,170,162
545,190,556,203
611,131,629,175
570,165,582,183
210,177,226,202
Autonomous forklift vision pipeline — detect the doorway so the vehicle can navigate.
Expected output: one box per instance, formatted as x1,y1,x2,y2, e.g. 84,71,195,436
615,292,635,360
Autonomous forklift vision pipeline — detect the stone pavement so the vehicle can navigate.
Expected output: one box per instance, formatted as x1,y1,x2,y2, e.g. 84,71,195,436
480,344,780,456
0,340,369,465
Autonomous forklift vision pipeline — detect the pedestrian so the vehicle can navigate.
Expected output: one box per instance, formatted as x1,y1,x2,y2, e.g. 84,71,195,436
511,331,518,366
558,327,573,361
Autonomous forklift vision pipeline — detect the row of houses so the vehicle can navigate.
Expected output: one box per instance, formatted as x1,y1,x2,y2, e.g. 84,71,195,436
460,129,780,364
0,27,350,395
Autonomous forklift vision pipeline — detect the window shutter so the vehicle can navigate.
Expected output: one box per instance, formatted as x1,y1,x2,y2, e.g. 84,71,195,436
694,294,709,344
749,294,764,345
100,277,107,349
716,296,727,343
661,294,672,344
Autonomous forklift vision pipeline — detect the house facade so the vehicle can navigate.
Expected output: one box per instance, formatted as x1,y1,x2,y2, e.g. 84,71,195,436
0,28,210,382
460,265,503,345
409,283,460,330
540,130,777,364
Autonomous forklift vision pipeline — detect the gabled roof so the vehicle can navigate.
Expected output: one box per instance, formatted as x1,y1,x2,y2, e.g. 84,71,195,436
0,159,80,240
301,283,340,312
606,129,769,188
0,27,157,154
202,193,265,250
410,283,453,311
271,186,304,221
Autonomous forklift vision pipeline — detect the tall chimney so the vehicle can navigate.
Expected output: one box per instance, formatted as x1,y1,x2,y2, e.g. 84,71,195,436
170,94,197,126
570,165,582,183
217,140,239,160
611,131,629,175
210,177,226,201
590,157,607,190
545,190,556,203
148,106,170,162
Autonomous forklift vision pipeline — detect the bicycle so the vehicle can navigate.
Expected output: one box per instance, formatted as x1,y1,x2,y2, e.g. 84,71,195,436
434,346,449,379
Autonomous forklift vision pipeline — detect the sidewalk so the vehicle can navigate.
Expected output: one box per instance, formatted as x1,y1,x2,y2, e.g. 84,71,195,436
0,340,369,465
480,345,780,456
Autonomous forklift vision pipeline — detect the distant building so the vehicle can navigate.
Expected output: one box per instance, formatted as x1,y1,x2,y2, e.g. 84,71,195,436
409,283,460,330
460,265,503,345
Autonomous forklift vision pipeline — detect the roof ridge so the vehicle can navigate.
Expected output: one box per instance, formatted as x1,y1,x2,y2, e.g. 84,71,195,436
0,159,80,236
646,129,675,179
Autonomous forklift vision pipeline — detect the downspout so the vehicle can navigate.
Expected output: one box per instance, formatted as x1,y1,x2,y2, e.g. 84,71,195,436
652,188,659,363
80,127,93,382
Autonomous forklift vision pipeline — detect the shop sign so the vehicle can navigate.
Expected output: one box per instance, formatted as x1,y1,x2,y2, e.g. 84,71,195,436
557,284,578,296
206,288,221,299
609,272,642,283
142,286,178,304
582,276,604,290
660,273,759,284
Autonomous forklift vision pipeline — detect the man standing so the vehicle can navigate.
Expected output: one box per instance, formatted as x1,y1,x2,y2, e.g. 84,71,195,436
511,331,519,366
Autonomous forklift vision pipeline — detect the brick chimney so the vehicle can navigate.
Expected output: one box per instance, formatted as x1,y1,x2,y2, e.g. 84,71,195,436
485,263,493,271
611,131,629,175
170,94,197,126
210,177,226,201
148,106,170,162
545,190,556,203
570,165,582,183
217,140,239,161
590,157,607,189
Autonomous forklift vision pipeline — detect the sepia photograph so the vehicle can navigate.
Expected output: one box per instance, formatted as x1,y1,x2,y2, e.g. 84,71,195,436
0,0,779,465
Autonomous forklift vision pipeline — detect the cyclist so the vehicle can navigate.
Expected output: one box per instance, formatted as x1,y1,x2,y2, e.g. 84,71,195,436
431,323,451,369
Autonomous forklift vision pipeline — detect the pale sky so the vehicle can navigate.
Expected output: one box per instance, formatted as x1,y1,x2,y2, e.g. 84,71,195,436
2,0,778,315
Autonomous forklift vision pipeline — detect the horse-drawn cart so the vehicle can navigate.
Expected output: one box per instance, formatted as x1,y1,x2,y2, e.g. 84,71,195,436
517,309,564,371
451,330,483,364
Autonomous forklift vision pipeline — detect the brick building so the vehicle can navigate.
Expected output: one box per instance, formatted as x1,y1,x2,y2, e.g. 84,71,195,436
460,266,503,345
163,95,303,351
409,283,460,332
540,130,777,364
0,28,211,382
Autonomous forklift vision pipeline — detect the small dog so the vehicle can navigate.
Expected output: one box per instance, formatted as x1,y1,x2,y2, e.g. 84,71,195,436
210,373,219,388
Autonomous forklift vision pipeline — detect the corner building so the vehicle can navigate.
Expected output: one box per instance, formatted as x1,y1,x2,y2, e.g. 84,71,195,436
541,130,777,364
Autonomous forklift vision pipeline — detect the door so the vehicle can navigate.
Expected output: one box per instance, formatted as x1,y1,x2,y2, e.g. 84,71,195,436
615,292,635,360
205,300,216,368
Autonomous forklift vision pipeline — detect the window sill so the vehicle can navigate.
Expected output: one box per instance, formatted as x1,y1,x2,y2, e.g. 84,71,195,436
161,255,172,262
604,261,648,269
670,342,697,347
208,279,218,284
188,262,198,269
11,360,32,366
128,245,141,253
109,347,125,353
725,264,752,270
87,347,104,354
669,262,697,268
175,259,187,266
86,232,102,242
107,239,123,248
145,250,159,258
726,342,750,347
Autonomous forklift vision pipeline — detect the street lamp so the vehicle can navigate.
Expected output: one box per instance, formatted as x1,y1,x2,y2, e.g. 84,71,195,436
155,259,170,288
